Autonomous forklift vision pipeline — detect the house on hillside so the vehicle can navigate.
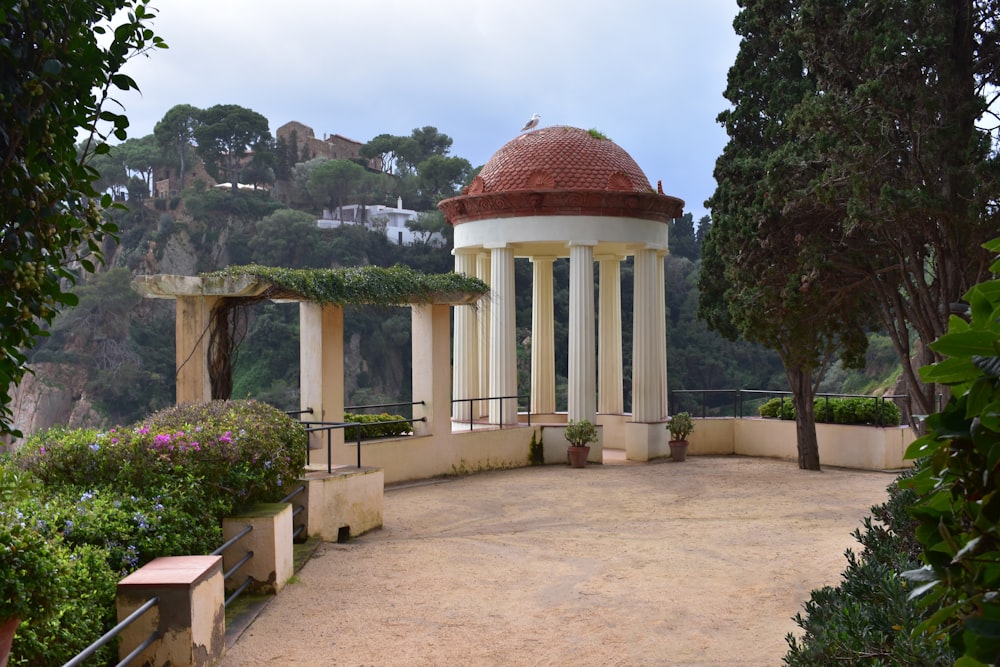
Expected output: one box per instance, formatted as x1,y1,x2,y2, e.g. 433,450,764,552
317,197,445,246
276,121,378,170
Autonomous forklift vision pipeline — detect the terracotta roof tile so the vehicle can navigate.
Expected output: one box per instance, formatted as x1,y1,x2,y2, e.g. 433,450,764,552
477,126,652,194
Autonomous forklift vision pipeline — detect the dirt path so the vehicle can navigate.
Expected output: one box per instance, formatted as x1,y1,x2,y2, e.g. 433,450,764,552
221,455,896,666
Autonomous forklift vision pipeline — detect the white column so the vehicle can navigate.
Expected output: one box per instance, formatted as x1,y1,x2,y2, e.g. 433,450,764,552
452,251,478,421
597,254,624,414
530,256,556,415
568,241,596,424
632,247,663,423
476,252,491,418
657,250,669,418
488,244,517,425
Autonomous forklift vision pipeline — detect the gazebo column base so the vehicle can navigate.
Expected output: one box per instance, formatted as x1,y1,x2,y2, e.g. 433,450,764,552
625,421,669,462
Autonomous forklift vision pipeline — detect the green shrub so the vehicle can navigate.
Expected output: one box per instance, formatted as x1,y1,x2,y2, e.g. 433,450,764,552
901,238,1000,664
783,471,954,665
758,396,901,425
7,542,118,667
15,399,307,513
4,399,308,665
343,412,412,440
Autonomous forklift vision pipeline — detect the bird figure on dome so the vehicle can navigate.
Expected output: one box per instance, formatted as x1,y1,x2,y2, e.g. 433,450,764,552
520,113,540,132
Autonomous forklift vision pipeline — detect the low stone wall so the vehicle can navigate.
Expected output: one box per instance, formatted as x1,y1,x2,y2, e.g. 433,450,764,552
686,417,915,470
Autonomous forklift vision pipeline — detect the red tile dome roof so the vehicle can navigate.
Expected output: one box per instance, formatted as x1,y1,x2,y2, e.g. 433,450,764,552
439,126,683,225
472,126,652,194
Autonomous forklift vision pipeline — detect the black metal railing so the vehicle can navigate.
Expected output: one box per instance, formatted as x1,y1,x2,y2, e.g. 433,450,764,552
450,394,531,431
211,524,254,608
61,596,160,667
298,416,426,473
279,483,307,541
668,389,911,427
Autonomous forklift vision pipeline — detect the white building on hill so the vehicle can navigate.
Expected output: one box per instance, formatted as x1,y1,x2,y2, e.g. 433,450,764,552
317,197,445,246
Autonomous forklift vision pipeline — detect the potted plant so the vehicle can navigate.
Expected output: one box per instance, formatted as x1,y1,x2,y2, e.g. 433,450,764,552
563,419,597,468
667,412,695,462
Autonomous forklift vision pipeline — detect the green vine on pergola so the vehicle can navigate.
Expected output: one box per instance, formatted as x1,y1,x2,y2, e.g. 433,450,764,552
204,264,489,306
198,264,488,400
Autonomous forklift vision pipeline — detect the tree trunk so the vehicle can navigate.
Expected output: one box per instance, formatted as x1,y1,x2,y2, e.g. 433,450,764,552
787,367,821,470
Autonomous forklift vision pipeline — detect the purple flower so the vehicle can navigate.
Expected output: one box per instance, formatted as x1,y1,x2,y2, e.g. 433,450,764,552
153,434,171,447
137,426,150,435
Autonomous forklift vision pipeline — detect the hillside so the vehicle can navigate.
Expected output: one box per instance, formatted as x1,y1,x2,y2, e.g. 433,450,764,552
4,190,870,445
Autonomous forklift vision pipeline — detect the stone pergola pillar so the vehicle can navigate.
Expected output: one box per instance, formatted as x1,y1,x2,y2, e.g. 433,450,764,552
597,254,624,414
488,243,517,425
175,295,219,405
452,251,478,421
299,302,345,462
568,241,597,424
529,255,556,415
476,251,491,418
412,303,453,436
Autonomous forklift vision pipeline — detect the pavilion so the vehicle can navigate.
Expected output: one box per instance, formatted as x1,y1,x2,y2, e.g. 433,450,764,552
439,125,685,461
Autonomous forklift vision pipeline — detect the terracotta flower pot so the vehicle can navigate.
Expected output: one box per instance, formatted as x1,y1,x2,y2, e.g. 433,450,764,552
0,616,20,667
669,440,689,462
567,445,591,468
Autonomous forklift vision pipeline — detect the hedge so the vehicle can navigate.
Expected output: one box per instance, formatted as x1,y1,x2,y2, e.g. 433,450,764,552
757,396,901,426
343,412,412,440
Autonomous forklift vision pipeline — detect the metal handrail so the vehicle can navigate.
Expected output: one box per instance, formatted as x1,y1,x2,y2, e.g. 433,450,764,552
450,394,531,431
61,596,160,667
668,389,913,426
298,416,426,473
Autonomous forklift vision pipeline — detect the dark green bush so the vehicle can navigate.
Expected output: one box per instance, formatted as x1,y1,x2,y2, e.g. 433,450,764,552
783,471,954,665
758,396,901,425
343,412,412,440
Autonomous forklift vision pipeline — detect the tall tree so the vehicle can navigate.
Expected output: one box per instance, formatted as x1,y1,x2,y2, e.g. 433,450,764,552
115,134,162,195
783,0,999,420
153,103,201,190
194,104,272,192
701,0,872,469
415,154,473,207
0,0,164,437
305,159,368,218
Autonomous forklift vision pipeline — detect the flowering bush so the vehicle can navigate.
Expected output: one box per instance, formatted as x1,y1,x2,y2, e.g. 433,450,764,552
16,399,307,513
3,400,307,664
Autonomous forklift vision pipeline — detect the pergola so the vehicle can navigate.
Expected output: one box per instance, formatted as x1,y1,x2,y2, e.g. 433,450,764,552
133,265,487,464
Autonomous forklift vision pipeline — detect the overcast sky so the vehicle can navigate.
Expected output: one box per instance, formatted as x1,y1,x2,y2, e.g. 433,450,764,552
116,1,741,220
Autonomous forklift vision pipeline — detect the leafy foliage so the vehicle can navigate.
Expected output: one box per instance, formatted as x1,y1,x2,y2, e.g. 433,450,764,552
205,263,488,307
564,419,597,447
758,396,902,426
784,471,954,665
194,104,272,190
342,412,412,440
0,0,165,436
901,238,1000,665
700,0,874,470
2,399,306,663
667,412,694,441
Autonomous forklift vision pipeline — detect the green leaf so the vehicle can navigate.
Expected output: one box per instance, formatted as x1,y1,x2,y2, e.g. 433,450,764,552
931,331,999,358
921,357,980,384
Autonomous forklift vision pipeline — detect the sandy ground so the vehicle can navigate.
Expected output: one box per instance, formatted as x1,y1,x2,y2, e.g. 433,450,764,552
220,454,896,667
